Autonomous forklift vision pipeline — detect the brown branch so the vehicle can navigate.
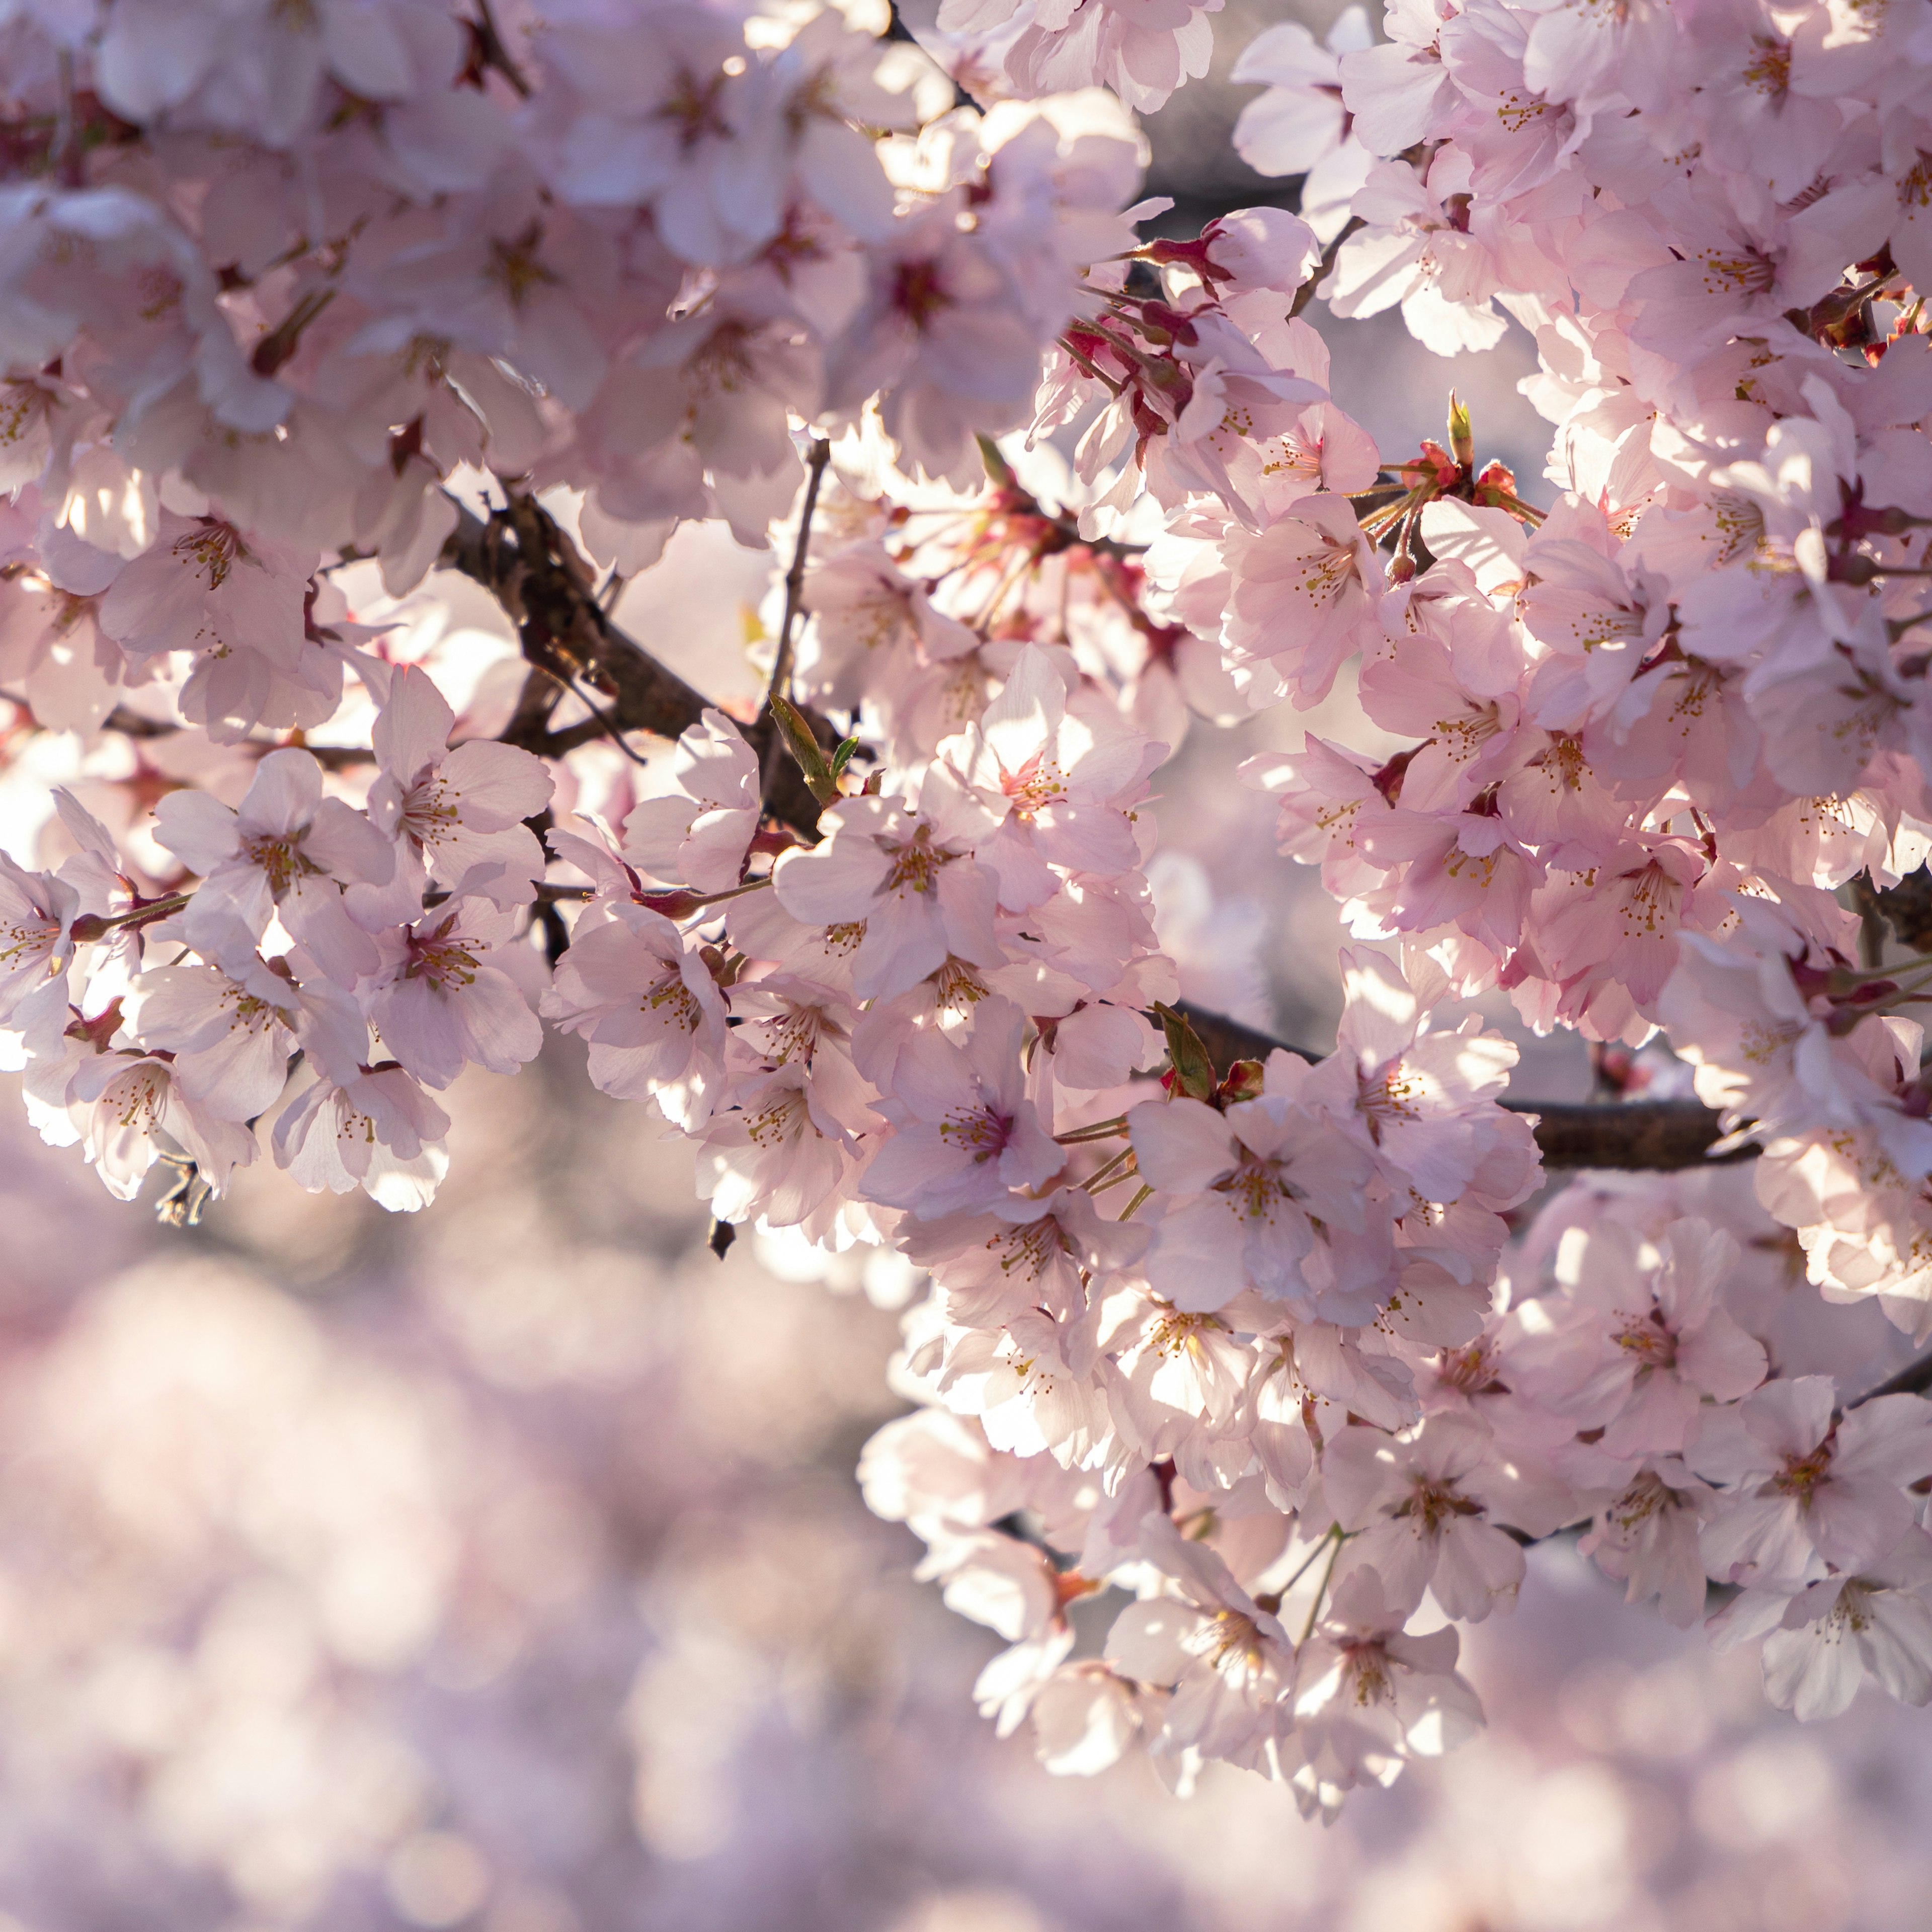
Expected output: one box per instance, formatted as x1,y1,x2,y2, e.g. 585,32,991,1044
464,0,532,97
1852,865,1932,954
975,435,1147,561
91,705,372,771
1172,1002,1748,1173
1845,1349,1932,1408
763,438,832,807
768,437,831,714
437,497,829,841
1290,217,1364,320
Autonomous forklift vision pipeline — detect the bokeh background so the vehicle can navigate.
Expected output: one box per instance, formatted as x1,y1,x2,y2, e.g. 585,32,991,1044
4,17,1930,1932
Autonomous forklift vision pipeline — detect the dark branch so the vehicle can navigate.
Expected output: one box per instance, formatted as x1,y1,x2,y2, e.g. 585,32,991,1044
1518,1101,1749,1171
95,704,372,770
1173,1002,1748,1173
768,436,831,715
1290,217,1364,320
1845,1349,1932,1408
438,497,830,841
437,502,1755,1175
1851,864,1932,954
464,0,533,97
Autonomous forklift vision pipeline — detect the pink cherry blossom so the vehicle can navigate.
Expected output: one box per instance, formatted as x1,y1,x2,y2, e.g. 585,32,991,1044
538,902,729,1128
771,772,1004,1003
152,749,395,986
363,665,553,915
1128,1088,1385,1319
362,896,543,1090
1285,1564,1484,1820
1760,1528,1932,1721
622,710,761,895
1322,1414,1575,1620
271,1061,452,1213
1104,1514,1292,1776
861,999,1062,1219
7,0,1932,1812
62,1046,259,1202
1579,1461,1718,1629
1693,1379,1932,1588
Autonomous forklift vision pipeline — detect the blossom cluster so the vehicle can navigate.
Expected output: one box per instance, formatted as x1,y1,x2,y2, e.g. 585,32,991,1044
867,1160,1932,1813
3,0,1932,1824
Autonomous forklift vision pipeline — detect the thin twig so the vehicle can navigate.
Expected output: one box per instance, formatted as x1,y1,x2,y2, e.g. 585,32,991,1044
975,436,1148,562
767,438,832,716
1844,1347,1932,1409
1275,1523,1342,1602
762,436,833,805
560,673,652,769
1079,1147,1138,1194
1290,218,1365,321
1299,1526,1346,1642
471,0,533,96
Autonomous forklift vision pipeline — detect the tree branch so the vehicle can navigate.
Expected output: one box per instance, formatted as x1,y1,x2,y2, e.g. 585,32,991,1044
763,438,833,808
1172,1003,1748,1173
1845,1349,1932,1407
436,505,1753,1172
1289,217,1364,320
438,497,829,840
767,437,831,717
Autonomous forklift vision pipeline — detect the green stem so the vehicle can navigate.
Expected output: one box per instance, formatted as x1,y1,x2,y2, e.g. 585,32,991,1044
1300,1527,1346,1644
1275,1524,1342,1601
70,892,192,943
1078,1146,1136,1192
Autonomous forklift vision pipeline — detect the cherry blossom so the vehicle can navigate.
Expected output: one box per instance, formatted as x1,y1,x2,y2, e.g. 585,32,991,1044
1692,1379,1932,1588
1579,1461,1718,1629
1758,1528,1932,1722
271,1062,453,1213
151,749,395,986
1231,9,1375,243
363,665,554,915
861,998,1062,1218
1284,1565,1484,1821
57,1048,259,1203
362,896,544,1090
1127,1086,1385,1319
5,0,1932,1819
771,774,1004,1002
539,902,729,1126
622,710,762,895
1321,1414,1574,1621
1104,1514,1292,1776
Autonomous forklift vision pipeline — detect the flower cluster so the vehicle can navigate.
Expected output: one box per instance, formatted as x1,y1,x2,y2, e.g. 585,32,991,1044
863,0,1932,1806
1199,0,1932,1364
4,0,1932,1825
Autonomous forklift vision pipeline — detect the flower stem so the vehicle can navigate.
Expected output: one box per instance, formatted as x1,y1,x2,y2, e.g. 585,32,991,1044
1300,1525,1346,1643
69,892,193,944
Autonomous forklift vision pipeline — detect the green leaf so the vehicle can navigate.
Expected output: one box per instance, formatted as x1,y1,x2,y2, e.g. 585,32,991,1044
1153,1001,1217,1101
830,735,860,779
976,433,1018,491
769,693,840,807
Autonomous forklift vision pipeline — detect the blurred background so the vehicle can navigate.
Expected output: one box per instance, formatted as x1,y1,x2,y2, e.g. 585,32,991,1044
4,17,1931,1932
